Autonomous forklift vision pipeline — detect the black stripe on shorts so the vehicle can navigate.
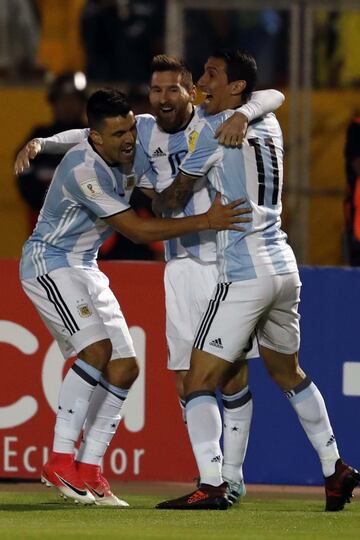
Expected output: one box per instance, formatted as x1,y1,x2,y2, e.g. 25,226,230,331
43,274,80,333
193,282,231,351
37,275,78,335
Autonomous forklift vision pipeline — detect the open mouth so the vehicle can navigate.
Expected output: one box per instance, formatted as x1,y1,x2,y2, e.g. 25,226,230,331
203,94,213,104
121,146,134,155
160,106,175,114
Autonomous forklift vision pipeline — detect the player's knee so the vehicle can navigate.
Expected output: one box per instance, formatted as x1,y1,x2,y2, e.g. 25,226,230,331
125,360,140,387
220,361,248,393
175,371,187,398
78,338,113,370
105,357,139,389
184,369,218,395
266,363,304,390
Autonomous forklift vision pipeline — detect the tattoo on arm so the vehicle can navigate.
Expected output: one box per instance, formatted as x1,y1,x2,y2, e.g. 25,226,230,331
157,173,197,212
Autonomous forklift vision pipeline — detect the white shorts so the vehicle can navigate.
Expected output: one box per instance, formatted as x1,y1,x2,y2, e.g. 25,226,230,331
21,267,135,360
165,258,258,370
194,272,301,362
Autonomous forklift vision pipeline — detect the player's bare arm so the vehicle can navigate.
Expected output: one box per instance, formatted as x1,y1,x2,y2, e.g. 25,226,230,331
152,171,251,223
152,172,198,214
105,193,250,243
138,187,156,200
14,139,43,174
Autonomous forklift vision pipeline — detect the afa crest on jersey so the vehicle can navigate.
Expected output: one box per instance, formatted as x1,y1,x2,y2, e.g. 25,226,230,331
188,130,199,153
77,303,92,318
124,174,135,190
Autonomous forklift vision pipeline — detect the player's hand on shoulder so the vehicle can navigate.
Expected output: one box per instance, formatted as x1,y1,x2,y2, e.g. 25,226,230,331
215,112,248,148
206,192,252,231
14,138,42,175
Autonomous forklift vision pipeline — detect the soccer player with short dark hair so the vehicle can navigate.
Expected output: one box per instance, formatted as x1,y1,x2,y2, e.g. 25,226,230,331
155,49,360,511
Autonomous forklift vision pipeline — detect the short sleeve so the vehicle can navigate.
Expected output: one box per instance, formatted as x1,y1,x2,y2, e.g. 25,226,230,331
65,162,130,218
179,122,222,177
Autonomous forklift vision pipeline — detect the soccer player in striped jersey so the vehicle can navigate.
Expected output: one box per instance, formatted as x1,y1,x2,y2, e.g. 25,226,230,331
155,49,360,511
19,88,249,506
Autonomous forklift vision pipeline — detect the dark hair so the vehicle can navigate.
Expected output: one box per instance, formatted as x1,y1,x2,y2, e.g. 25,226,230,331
86,89,131,130
150,54,193,91
212,49,257,100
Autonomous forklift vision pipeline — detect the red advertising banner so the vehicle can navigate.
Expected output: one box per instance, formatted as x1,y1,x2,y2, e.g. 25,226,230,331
0,260,196,481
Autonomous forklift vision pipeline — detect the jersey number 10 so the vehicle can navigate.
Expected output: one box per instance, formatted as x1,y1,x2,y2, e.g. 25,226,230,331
248,137,279,206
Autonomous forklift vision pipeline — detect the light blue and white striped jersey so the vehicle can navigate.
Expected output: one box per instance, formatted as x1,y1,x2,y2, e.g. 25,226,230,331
20,138,153,279
179,112,298,282
137,111,216,262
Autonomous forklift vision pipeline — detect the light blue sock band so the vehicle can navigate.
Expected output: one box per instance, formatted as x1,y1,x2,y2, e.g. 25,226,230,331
99,376,129,401
74,358,102,382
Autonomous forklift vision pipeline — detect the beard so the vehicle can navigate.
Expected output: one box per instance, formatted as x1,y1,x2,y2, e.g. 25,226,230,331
156,105,189,133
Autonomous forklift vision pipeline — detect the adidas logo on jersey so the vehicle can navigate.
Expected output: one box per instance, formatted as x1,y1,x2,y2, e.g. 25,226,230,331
152,147,166,157
209,338,223,349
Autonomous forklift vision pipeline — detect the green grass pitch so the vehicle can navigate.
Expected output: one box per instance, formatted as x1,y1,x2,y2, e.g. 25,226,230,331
0,487,359,540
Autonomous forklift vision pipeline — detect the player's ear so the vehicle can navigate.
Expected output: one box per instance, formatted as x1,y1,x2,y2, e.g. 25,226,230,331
89,130,103,146
189,84,197,103
230,80,246,96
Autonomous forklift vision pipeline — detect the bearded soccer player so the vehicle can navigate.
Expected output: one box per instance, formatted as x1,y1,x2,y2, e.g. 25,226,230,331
154,49,360,511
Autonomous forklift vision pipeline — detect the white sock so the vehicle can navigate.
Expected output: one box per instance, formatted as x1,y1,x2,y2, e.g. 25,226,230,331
77,378,128,465
286,377,340,477
53,359,102,454
186,392,223,486
222,386,253,484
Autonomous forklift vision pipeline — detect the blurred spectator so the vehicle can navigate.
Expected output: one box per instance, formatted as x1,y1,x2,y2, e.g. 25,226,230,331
184,9,287,87
81,0,165,84
314,11,360,87
16,72,88,232
35,0,85,74
0,0,41,80
344,114,360,265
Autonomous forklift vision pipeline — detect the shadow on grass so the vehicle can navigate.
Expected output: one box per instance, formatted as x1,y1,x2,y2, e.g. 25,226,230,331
0,503,153,512
0,502,74,511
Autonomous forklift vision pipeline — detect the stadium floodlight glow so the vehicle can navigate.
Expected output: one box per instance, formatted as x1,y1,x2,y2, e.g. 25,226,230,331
74,71,87,91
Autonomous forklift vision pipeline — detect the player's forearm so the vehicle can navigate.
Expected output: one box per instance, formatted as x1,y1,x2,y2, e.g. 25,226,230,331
118,214,208,243
154,173,195,213
39,128,90,153
237,89,285,121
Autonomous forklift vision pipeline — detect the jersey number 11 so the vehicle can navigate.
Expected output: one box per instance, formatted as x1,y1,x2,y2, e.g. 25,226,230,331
248,137,279,206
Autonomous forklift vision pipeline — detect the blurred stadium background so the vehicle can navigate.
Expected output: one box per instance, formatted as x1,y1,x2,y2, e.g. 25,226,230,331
0,0,360,488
